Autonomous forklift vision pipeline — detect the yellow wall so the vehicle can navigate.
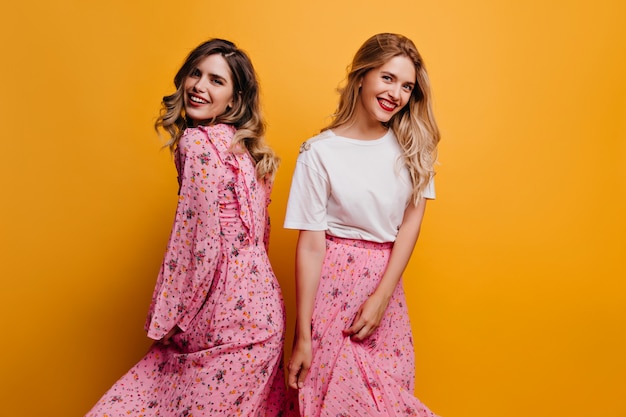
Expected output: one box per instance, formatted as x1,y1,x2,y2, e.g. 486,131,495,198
1,0,624,416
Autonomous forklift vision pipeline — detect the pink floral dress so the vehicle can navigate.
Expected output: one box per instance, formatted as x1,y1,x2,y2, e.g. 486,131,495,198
87,124,286,416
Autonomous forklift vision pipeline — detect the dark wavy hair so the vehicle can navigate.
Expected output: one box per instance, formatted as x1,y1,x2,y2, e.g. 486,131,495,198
155,38,279,179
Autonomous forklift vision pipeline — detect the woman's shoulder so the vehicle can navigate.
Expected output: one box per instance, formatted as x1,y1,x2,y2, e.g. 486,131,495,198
180,124,236,150
298,129,335,154
197,123,236,140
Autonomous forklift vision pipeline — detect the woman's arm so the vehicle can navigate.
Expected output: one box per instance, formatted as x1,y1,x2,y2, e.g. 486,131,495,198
343,198,428,341
287,229,326,389
145,128,224,341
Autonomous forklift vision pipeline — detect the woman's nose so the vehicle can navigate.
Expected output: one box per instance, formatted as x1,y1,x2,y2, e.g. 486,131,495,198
390,84,402,100
193,76,209,92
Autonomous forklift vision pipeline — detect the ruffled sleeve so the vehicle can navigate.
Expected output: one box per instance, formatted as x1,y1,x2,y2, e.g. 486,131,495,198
145,126,232,340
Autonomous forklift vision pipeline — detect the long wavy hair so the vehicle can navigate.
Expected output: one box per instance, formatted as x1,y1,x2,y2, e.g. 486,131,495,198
326,33,440,203
155,39,279,179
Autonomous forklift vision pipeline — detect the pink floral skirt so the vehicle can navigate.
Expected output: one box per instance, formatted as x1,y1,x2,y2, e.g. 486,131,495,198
287,235,438,417
86,244,286,416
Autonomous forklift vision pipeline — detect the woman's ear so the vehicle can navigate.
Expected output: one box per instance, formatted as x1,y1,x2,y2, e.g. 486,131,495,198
227,91,241,109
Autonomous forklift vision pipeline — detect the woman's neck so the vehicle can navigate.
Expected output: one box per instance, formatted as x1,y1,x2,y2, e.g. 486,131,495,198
332,102,389,140
332,119,387,141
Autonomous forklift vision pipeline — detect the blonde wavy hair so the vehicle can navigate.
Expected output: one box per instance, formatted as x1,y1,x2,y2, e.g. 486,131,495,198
155,39,279,179
326,33,440,204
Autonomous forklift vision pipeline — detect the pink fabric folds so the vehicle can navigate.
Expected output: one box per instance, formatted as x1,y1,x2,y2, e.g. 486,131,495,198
288,235,437,417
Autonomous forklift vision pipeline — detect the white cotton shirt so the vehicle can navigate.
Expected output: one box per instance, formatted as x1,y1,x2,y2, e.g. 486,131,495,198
284,129,435,243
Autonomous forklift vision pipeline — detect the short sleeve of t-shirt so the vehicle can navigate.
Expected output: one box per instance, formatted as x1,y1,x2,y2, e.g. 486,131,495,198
283,145,329,231
423,175,436,199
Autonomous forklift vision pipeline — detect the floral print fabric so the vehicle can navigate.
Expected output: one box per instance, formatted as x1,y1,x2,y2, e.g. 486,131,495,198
287,235,437,417
87,124,286,416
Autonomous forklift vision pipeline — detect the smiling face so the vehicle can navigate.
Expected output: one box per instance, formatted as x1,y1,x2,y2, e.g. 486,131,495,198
354,55,416,126
183,54,234,126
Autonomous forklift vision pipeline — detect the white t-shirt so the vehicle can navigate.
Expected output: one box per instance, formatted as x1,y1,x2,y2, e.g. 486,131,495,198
284,129,435,243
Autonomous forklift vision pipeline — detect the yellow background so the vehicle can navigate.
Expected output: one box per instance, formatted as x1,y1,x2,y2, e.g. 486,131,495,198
1,0,624,416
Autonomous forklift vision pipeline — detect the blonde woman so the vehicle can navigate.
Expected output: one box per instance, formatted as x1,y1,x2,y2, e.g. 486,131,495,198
285,33,440,416
87,39,285,416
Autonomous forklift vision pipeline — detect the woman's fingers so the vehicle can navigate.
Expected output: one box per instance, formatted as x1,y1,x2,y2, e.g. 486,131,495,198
161,326,180,345
288,374,298,389
343,308,364,336
287,360,300,389
350,323,374,341
288,343,312,390
343,312,378,341
297,362,309,389
288,358,310,389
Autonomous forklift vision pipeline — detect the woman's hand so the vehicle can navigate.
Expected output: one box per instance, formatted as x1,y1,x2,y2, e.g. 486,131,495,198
287,339,313,389
161,326,180,345
342,292,390,341
344,199,428,342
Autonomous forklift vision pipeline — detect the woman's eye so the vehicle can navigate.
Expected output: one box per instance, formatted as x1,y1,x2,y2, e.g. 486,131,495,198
212,79,224,86
382,75,392,81
403,84,414,92
190,68,201,77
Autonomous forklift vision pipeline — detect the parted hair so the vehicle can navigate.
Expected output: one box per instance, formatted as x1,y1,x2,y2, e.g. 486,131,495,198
326,33,440,203
155,39,279,179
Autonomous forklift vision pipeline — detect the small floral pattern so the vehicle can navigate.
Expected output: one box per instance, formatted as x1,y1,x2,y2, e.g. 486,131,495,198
286,235,438,417
87,124,286,416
